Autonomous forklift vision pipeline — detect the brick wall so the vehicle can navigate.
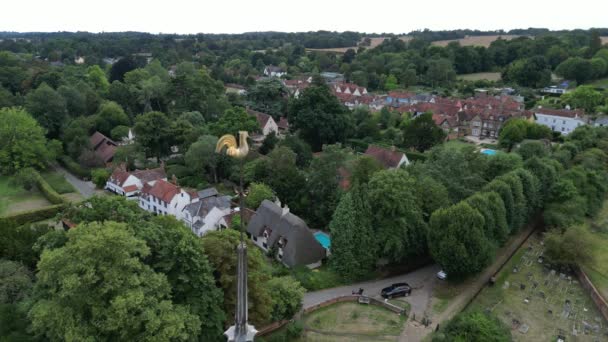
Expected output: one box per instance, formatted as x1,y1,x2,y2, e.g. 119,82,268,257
574,266,608,322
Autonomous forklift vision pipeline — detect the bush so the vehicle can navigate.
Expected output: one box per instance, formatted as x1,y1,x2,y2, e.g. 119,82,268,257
0,204,65,229
91,169,110,189
406,150,427,162
433,311,511,342
33,172,65,205
12,168,38,190
246,183,275,209
59,156,91,179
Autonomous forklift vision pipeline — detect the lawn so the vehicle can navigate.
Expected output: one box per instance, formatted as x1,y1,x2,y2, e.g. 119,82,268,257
468,234,606,341
0,176,51,216
444,139,474,150
40,170,76,194
291,265,347,291
590,77,608,89
457,72,502,82
304,302,406,340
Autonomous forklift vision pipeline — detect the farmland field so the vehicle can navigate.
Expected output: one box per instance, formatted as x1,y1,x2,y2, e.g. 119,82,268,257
457,72,502,81
432,35,522,47
469,234,607,341
602,36,608,45
306,36,411,53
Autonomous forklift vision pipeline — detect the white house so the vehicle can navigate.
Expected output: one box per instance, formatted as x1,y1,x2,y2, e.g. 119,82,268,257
106,168,166,199
263,65,286,78
247,109,280,144
181,188,233,236
138,179,193,220
333,83,368,97
534,107,587,135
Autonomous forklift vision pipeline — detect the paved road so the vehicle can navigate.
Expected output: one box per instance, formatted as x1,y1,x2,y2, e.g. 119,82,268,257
53,164,97,198
303,264,440,318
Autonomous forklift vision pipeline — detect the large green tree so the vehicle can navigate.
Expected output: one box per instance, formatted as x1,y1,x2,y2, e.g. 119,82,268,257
94,101,130,137
185,135,220,183
368,170,428,261
134,111,172,161
428,202,493,277
330,186,376,280
211,107,258,137
0,107,49,174
29,222,201,341
434,311,511,342
246,78,288,119
25,83,67,138
560,85,604,113
401,113,446,151
287,84,354,151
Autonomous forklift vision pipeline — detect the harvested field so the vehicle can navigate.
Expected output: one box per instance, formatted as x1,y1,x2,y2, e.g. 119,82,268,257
432,35,522,47
306,36,411,53
457,72,502,81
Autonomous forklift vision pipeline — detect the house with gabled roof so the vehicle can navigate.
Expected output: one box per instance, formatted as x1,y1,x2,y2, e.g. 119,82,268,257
364,145,410,169
106,167,167,199
90,131,117,164
138,179,192,219
534,106,587,135
247,108,279,144
181,187,233,236
246,200,326,268
263,65,286,78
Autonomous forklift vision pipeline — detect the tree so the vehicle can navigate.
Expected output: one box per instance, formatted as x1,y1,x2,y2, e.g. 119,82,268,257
330,186,376,280
110,125,130,141
516,140,548,160
62,195,146,225
91,168,110,188
25,83,67,138
425,58,456,87
267,276,305,321
350,155,383,186
246,182,275,209
94,101,130,136
169,63,229,119
278,135,312,167
588,30,602,57
368,170,428,261
288,84,354,151
384,74,398,90
555,57,594,84
560,85,604,113
428,202,493,277
0,259,33,305
259,131,278,155
109,57,138,82
466,192,509,244
58,85,87,117
134,111,171,161
201,230,273,326
502,56,551,88
0,107,49,174
434,311,511,342
86,65,110,95
29,222,201,341
246,78,288,119
135,216,226,341
484,152,522,181
414,176,450,220
211,107,258,137
401,113,446,151
185,135,220,183
544,225,594,266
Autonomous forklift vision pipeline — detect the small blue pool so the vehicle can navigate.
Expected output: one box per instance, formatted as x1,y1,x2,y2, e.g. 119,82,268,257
314,232,331,249
481,149,497,156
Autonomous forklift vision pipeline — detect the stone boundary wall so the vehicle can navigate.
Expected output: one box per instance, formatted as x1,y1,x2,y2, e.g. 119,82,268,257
574,266,608,322
256,295,404,337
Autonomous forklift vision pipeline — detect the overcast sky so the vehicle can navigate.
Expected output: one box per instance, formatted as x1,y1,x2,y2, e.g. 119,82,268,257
1,0,607,34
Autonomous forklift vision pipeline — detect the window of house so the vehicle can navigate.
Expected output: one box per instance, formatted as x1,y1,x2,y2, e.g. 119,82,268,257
562,127,565,132
553,119,556,123
253,236,258,241
563,120,566,124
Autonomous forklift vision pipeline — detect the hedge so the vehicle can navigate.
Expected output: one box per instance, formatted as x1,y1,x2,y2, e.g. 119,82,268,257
0,204,66,229
59,156,91,179
34,172,66,205
406,150,427,162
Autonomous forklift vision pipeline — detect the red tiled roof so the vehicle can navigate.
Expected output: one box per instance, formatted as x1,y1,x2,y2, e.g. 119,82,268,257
247,109,272,129
132,168,166,184
123,185,138,193
364,145,405,169
109,169,130,186
535,107,584,118
142,179,181,203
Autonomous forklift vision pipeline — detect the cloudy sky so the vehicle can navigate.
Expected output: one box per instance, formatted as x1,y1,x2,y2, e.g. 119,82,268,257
1,0,606,34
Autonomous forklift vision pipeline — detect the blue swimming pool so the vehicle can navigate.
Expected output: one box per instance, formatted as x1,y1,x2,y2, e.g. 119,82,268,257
314,232,331,249
481,149,497,156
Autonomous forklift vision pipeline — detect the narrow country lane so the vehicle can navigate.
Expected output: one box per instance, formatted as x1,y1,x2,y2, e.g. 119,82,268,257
53,164,97,198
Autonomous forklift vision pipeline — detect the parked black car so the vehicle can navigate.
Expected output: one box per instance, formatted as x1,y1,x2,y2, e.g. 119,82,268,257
380,283,411,298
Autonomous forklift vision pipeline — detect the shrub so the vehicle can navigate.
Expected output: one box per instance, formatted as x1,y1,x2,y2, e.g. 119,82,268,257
246,183,275,209
59,156,91,179
434,311,511,342
12,168,38,190
0,204,65,229
91,169,110,189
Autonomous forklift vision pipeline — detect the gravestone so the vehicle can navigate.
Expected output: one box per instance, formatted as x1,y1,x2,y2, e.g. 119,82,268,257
503,281,510,290
518,323,529,334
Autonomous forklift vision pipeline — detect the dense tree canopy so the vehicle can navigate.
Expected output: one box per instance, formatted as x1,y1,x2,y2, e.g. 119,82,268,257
0,107,49,174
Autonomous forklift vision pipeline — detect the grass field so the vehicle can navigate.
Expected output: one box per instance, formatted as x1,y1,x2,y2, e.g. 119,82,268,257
306,36,411,54
602,37,608,45
432,35,521,48
590,77,608,89
40,170,76,194
469,234,607,341
0,176,51,216
457,72,502,82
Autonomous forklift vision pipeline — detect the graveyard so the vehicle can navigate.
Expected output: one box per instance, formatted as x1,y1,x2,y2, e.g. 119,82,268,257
469,233,607,341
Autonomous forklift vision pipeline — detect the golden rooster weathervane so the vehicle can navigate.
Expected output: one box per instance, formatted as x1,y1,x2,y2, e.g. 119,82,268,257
216,131,249,159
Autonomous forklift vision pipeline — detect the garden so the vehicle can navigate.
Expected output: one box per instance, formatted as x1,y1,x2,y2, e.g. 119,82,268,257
0,176,51,216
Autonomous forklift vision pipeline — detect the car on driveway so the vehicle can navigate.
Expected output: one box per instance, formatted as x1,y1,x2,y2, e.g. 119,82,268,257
380,283,411,298
437,270,447,280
